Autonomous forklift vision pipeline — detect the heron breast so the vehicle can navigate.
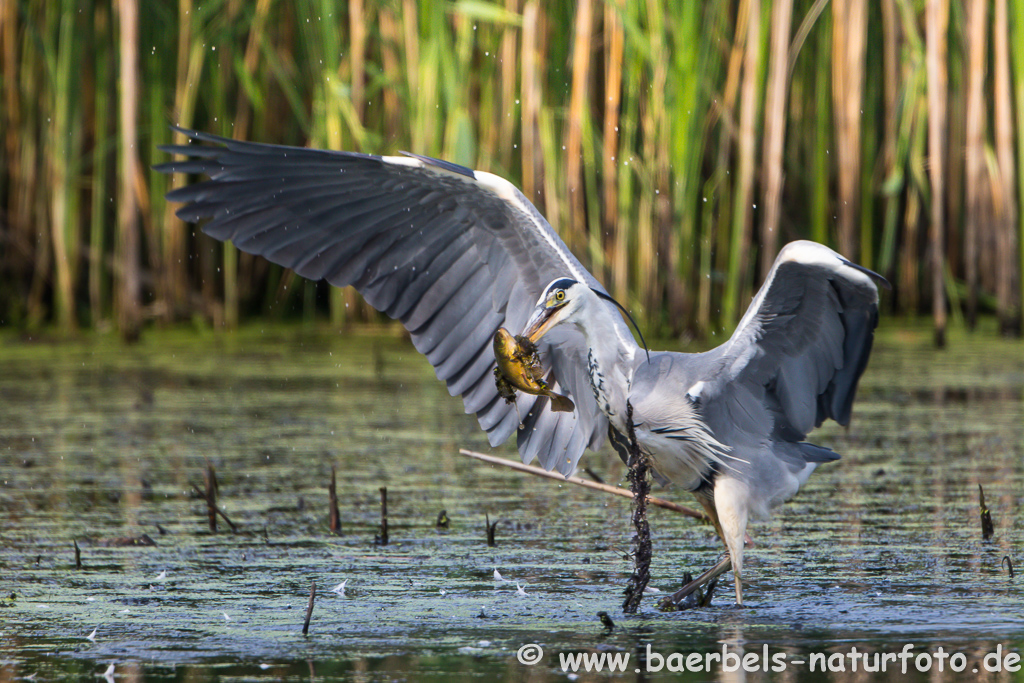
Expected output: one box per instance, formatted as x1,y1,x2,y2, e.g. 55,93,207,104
638,430,712,491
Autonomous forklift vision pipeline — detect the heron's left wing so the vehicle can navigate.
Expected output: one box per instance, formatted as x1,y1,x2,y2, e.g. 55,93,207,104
157,128,625,475
700,240,884,444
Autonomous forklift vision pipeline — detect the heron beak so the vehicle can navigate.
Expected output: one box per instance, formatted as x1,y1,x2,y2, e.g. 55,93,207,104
523,305,563,343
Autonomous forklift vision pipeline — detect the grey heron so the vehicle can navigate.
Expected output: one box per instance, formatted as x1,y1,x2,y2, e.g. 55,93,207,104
158,128,885,605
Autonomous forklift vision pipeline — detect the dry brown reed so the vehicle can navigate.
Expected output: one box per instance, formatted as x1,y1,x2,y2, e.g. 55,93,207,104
1,0,1022,344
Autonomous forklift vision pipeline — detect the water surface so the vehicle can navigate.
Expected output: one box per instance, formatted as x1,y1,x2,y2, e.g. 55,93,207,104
1,325,1021,681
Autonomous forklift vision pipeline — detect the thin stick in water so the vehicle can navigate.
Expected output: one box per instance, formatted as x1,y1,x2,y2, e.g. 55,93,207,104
376,487,389,545
329,466,341,536
485,513,497,547
458,449,705,520
204,460,218,532
74,540,82,570
190,483,238,533
302,580,316,636
979,484,994,540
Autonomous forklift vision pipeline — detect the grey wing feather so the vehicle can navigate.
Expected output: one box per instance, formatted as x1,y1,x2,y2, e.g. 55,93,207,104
646,242,883,509
703,240,881,450
157,128,612,470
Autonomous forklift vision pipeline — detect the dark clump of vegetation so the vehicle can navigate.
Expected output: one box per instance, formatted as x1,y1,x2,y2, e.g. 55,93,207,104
621,401,651,613
2,0,1023,342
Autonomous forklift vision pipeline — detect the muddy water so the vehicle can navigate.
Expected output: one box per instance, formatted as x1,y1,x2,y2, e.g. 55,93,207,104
1,325,1021,682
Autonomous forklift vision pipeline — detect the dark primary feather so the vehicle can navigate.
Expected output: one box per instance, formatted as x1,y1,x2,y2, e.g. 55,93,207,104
157,127,629,474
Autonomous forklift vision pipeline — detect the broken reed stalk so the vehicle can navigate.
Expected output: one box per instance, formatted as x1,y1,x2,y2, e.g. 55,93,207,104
328,466,341,536
204,460,218,532
485,513,497,547
979,484,994,540
963,0,987,329
621,401,652,614
74,540,82,570
458,449,705,520
1002,556,1014,578
377,486,389,545
925,0,949,347
302,580,316,636
190,483,238,533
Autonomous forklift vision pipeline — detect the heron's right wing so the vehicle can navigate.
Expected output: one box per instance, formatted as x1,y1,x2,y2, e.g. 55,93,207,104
157,128,628,474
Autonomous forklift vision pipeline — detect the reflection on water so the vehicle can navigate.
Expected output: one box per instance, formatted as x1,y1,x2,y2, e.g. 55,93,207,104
1,325,1021,681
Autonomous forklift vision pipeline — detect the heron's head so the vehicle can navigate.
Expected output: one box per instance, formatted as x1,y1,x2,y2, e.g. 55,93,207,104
521,278,652,362
522,278,589,343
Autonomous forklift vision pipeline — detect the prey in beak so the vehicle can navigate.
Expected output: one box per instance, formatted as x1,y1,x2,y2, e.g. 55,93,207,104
492,328,575,413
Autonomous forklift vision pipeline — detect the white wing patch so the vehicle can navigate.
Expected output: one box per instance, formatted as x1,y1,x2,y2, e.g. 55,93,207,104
728,240,877,354
777,240,877,289
472,171,592,286
380,155,423,169
382,155,638,357
381,156,590,285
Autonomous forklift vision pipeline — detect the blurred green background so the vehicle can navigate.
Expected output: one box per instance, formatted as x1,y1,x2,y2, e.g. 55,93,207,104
1,0,1022,342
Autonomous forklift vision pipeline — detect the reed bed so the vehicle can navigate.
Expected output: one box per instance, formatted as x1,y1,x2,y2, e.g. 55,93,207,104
1,0,1023,341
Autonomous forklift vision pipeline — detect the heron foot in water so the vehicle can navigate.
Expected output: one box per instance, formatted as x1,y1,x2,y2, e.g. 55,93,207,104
658,554,732,611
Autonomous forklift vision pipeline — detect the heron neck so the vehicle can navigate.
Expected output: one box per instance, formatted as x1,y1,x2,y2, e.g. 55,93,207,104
575,293,639,430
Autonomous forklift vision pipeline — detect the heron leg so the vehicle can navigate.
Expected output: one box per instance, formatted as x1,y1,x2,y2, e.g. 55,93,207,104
658,496,728,610
713,477,750,606
658,482,750,610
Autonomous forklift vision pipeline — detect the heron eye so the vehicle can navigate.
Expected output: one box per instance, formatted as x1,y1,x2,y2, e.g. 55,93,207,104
555,290,565,301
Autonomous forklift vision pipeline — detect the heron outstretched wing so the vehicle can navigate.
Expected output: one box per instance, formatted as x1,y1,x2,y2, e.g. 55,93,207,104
698,241,884,454
157,128,632,474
